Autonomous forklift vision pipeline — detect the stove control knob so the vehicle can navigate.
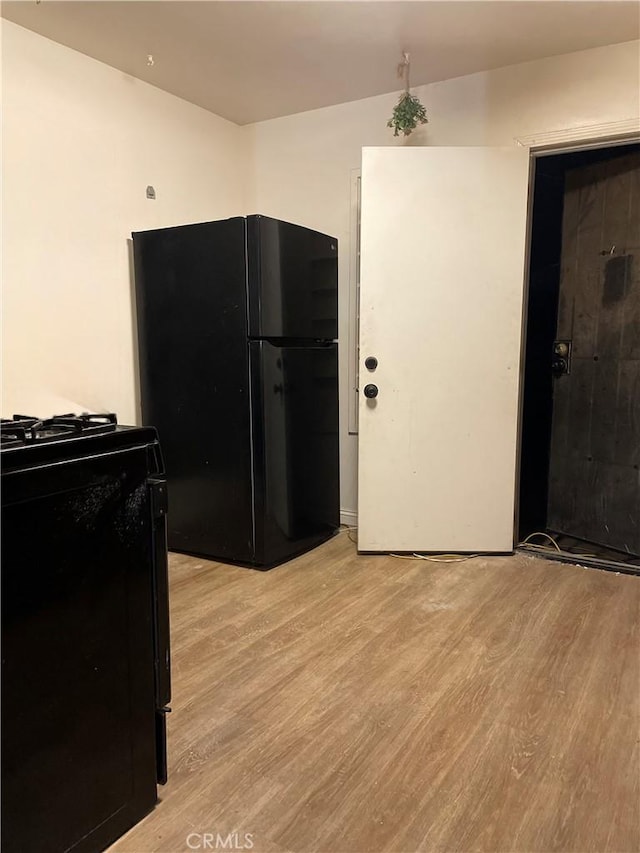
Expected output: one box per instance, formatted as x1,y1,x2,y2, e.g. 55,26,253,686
364,384,378,399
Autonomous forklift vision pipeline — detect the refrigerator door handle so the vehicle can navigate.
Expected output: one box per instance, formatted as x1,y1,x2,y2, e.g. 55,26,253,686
148,477,171,709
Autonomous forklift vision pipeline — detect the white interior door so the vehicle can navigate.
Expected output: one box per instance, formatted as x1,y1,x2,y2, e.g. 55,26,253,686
358,147,530,552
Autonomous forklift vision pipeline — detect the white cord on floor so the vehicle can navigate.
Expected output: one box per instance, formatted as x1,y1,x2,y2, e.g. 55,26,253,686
519,543,598,559
340,527,483,562
343,525,620,565
345,526,603,564
338,525,358,544
519,531,562,552
518,531,600,559
389,553,483,563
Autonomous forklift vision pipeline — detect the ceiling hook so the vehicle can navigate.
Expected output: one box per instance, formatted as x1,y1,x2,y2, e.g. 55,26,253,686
397,51,410,78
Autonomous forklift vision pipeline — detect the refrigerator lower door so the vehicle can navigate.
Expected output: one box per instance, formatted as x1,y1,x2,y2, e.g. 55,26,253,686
250,341,339,567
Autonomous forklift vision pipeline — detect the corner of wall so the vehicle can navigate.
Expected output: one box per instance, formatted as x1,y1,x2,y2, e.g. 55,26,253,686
238,123,257,214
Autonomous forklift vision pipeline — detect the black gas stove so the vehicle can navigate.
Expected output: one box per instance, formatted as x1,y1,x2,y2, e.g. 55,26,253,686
1,411,170,853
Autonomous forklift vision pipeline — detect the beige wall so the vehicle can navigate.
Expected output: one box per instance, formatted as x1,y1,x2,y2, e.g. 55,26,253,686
245,39,640,518
2,20,247,423
2,22,638,519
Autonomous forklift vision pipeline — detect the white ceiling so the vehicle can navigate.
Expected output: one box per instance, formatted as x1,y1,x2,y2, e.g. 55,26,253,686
3,1,639,125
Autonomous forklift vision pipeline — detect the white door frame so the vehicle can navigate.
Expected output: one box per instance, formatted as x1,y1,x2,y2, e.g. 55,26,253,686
512,123,640,546
353,121,640,542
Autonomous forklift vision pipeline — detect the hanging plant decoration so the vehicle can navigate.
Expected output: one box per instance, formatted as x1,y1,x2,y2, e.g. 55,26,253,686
387,52,428,137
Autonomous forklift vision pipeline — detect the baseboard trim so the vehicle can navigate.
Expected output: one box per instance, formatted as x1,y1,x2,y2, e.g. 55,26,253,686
340,510,357,528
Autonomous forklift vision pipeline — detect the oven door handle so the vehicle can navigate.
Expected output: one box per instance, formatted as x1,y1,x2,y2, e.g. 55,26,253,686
155,707,170,785
148,477,171,709
148,476,171,785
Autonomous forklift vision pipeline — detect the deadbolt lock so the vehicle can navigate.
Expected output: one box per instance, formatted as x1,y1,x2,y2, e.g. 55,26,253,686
552,340,572,377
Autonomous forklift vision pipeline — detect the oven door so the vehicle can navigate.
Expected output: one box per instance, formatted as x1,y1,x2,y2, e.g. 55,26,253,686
1,444,164,852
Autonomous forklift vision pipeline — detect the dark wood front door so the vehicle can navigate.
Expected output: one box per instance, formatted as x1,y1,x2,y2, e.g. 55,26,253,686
547,149,640,556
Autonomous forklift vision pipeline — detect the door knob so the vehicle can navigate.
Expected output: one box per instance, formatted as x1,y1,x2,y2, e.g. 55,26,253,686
363,384,378,399
551,358,568,378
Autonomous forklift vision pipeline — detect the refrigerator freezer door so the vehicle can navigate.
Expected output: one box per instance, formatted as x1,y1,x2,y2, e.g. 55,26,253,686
250,341,339,567
247,216,338,340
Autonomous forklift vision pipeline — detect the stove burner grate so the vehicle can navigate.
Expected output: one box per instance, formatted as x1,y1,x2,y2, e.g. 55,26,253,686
0,413,118,448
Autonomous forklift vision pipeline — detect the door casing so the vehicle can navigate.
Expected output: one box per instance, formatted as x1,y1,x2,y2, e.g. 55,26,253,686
356,127,640,551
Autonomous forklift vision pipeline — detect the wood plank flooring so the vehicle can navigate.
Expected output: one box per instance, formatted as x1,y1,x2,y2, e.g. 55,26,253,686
109,534,640,853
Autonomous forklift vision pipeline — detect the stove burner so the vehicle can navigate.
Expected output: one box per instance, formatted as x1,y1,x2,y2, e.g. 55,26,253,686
0,413,118,448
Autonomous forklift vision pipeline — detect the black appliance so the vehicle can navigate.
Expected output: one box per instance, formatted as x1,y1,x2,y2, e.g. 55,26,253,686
132,214,339,568
1,413,170,853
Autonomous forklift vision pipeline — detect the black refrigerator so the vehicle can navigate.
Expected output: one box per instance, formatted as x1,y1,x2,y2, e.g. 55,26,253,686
132,215,339,569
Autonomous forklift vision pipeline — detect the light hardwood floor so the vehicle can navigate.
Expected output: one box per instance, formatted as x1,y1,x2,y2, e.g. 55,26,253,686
110,534,640,853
